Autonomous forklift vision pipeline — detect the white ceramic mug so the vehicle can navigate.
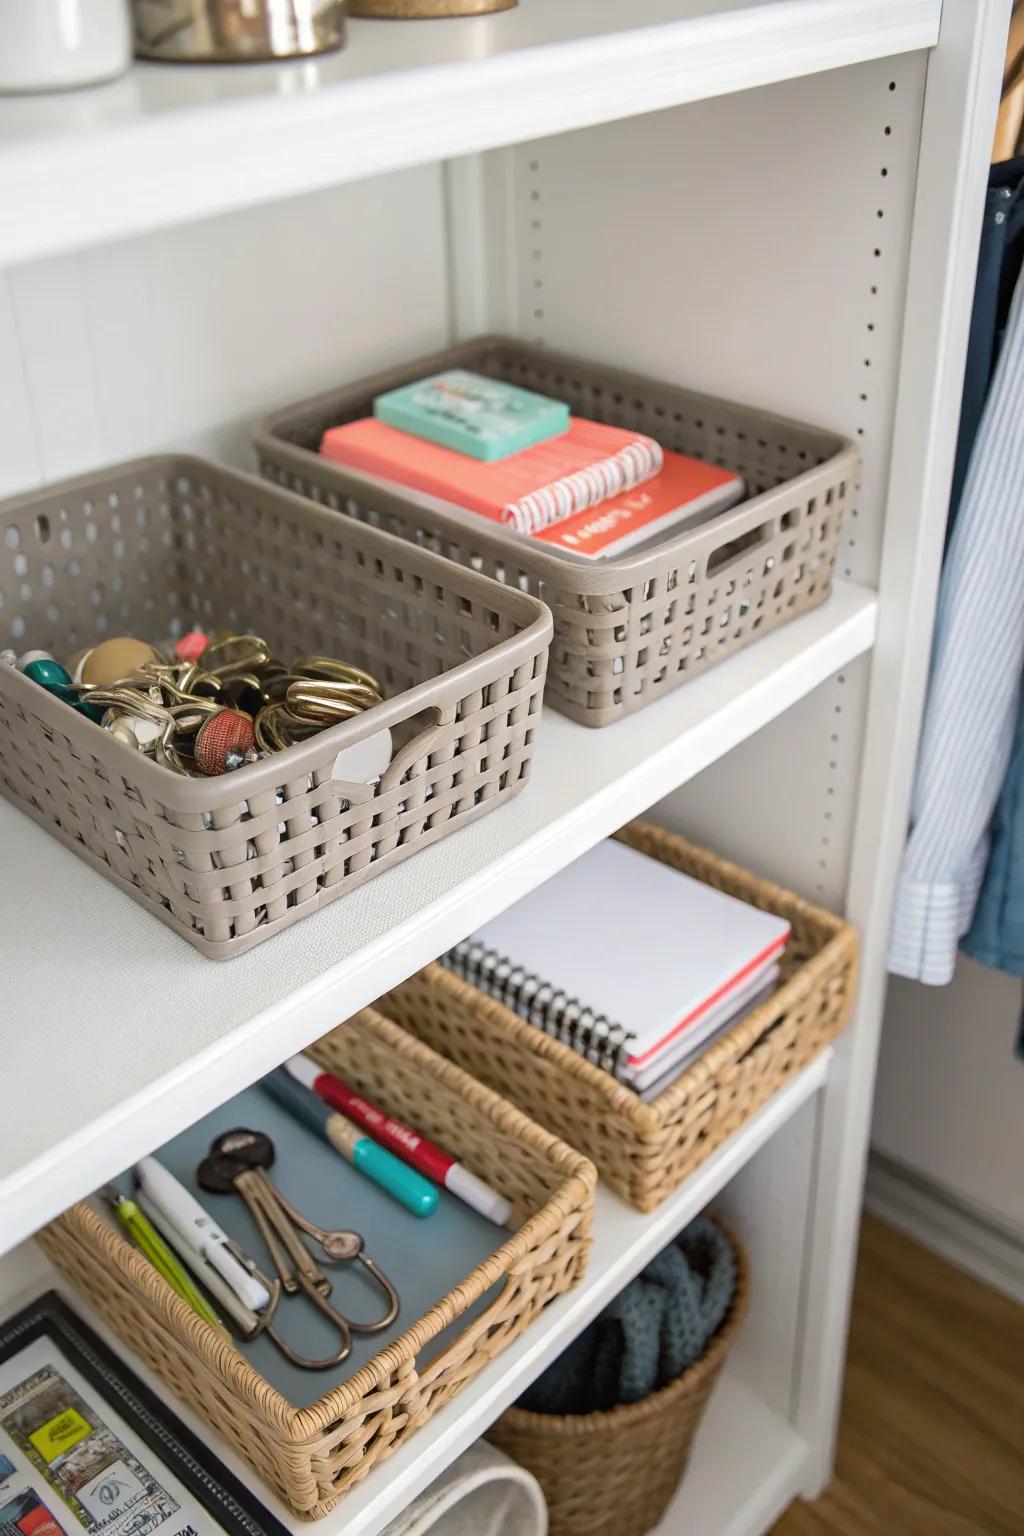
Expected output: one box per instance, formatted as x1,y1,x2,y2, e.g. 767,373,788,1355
0,0,131,93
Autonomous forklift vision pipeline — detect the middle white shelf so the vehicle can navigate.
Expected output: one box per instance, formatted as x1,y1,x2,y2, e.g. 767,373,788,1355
0,581,875,1256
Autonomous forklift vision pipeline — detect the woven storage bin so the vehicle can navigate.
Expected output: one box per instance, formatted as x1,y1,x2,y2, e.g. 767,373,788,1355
38,1008,596,1520
0,455,550,958
256,336,858,727
379,820,858,1212
488,1222,749,1536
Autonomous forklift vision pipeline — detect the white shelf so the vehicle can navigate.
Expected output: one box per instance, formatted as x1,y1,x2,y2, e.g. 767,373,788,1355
650,1377,807,1535
0,0,939,266
0,582,875,1256
15,1052,824,1536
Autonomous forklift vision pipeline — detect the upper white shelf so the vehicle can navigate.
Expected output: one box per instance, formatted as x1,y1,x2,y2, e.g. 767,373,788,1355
0,581,875,1256
0,0,940,266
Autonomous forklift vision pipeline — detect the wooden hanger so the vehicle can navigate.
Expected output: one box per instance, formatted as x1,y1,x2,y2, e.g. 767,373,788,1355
993,0,1024,163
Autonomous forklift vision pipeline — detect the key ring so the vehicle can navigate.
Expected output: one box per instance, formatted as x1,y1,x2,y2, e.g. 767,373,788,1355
202,634,271,680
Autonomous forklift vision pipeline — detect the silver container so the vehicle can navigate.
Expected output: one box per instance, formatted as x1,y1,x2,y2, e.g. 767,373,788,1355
132,0,345,62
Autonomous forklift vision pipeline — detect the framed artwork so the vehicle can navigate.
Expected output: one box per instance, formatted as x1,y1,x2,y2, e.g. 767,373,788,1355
0,1294,287,1536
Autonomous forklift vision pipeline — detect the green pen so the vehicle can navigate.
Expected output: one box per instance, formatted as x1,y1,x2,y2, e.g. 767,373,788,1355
102,1185,226,1333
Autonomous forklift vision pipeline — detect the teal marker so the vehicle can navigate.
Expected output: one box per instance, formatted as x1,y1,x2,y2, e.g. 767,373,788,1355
261,1068,438,1218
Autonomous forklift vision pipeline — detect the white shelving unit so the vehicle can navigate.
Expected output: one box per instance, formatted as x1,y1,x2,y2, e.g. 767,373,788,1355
0,1,1011,1532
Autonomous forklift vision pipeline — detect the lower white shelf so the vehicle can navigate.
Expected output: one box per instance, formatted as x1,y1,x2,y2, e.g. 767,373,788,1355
4,1049,828,1536
650,1375,807,1536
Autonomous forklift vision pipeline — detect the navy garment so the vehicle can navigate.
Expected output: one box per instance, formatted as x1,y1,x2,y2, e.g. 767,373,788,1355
948,155,1024,537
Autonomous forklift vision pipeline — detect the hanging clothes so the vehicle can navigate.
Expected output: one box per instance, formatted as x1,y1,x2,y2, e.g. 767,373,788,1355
889,257,1024,985
948,155,1024,532
962,678,1024,976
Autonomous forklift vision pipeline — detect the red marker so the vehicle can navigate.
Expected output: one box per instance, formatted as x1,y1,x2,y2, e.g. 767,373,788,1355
285,1054,512,1227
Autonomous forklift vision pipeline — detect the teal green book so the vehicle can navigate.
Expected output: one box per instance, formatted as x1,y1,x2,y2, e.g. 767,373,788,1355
374,369,570,462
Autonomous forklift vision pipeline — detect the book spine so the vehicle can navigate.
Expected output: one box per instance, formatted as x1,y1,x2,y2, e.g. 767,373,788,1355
502,434,664,535
442,940,636,1082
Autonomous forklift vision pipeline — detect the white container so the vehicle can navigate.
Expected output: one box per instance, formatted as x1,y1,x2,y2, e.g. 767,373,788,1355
381,1443,547,1536
0,0,131,93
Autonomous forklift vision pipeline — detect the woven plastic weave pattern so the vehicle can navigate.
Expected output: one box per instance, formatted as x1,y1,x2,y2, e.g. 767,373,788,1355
0,457,550,956
257,338,858,726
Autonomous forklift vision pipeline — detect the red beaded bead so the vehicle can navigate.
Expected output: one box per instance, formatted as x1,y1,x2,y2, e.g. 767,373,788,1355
194,709,255,776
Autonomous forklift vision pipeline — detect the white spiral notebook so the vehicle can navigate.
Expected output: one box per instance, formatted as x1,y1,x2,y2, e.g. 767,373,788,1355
443,838,790,1089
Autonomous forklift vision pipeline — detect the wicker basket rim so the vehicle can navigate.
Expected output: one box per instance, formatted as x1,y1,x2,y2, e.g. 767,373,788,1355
60,1006,596,1443
426,821,858,1128
497,1220,749,1437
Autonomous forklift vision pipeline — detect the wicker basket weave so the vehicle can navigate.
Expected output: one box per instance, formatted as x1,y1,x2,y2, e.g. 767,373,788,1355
488,1222,749,1536
0,456,550,957
256,337,858,727
379,820,858,1212
38,1009,596,1520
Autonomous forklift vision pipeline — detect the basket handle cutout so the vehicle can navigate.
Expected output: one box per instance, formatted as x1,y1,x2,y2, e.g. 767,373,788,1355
705,517,773,580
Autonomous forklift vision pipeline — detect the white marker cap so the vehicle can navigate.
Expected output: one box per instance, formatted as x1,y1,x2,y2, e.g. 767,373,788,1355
447,1164,512,1227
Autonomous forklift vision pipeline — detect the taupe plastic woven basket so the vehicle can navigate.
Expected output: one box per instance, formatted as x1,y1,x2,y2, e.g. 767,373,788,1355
38,1008,596,1519
256,337,858,727
379,820,858,1212
488,1222,748,1536
0,455,551,958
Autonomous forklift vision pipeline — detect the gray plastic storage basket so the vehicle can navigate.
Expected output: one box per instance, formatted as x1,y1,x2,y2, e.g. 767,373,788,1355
0,456,550,958
256,337,859,728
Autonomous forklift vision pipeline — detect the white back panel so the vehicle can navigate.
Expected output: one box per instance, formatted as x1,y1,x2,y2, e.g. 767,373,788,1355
0,164,449,500
492,55,925,908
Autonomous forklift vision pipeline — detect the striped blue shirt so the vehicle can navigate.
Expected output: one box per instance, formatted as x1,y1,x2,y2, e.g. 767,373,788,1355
889,263,1024,985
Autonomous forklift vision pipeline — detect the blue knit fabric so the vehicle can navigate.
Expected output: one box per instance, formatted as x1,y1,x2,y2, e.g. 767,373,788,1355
518,1218,736,1414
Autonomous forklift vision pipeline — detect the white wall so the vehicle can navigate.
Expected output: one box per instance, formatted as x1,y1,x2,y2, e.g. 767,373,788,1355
873,956,1024,1236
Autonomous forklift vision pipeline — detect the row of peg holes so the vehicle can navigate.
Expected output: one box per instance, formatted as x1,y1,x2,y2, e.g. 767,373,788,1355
817,79,898,892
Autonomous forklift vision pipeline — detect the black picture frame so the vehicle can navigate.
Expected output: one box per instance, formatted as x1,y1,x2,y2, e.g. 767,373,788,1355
0,1293,288,1536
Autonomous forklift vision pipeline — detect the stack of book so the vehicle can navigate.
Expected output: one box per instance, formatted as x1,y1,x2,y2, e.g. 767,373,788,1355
442,838,790,1101
320,368,744,561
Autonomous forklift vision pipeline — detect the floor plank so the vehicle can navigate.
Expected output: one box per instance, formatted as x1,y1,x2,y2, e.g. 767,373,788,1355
771,1215,1024,1534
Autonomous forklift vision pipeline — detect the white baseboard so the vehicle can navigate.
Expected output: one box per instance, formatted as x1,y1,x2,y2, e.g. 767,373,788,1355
864,1153,1024,1306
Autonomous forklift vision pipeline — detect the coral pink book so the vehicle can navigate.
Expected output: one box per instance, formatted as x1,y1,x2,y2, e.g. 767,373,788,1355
535,453,744,560
320,415,662,533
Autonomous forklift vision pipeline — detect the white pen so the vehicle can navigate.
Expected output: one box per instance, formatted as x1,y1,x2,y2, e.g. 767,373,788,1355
135,1157,270,1314
135,1189,260,1338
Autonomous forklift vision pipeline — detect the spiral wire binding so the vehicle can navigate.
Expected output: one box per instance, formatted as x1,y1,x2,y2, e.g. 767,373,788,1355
442,939,636,1081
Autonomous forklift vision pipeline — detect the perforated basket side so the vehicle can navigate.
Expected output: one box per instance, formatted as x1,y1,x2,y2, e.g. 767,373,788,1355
256,337,858,725
0,457,551,956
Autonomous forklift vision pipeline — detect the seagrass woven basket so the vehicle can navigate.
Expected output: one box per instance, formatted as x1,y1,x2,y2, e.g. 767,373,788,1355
38,1009,596,1520
380,820,858,1211
256,337,858,727
488,1221,749,1536
0,455,550,957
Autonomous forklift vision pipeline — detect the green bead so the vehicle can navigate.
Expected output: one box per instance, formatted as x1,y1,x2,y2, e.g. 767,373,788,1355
24,658,71,689
24,657,74,706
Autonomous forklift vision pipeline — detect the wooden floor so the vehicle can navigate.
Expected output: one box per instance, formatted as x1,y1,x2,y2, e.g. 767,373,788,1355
772,1215,1024,1535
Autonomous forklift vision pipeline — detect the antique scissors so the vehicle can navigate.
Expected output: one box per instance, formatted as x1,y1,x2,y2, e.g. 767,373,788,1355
197,1128,399,1371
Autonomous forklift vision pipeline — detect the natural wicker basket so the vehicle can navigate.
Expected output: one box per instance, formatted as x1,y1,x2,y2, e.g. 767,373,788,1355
0,456,550,958
488,1222,749,1536
38,1009,596,1520
256,337,858,727
379,820,858,1212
